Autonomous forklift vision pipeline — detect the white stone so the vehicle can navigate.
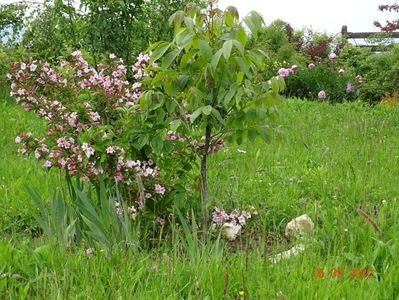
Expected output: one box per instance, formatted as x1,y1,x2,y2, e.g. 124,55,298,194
270,244,305,263
222,222,242,241
285,214,314,238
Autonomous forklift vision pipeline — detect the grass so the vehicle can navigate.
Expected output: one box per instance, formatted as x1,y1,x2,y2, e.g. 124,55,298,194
1,97,399,299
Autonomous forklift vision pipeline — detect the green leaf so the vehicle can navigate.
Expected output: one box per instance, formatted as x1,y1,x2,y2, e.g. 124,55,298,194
137,133,150,149
150,42,171,63
225,10,234,27
170,119,182,132
247,128,258,142
222,40,233,60
202,105,212,115
236,71,244,84
224,83,238,105
175,28,193,48
243,11,264,39
234,56,250,77
169,10,185,27
152,135,164,153
162,49,180,68
180,49,198,68
232,40,244,55
198,40,212,60
211,49,223,71
190,107,203,123
236,26,247,46
211,108,225,125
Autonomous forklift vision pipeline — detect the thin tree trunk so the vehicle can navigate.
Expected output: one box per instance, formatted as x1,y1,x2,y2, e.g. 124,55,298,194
200,124,211,228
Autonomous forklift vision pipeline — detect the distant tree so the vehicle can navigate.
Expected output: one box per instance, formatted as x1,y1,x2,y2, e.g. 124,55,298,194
0,3,27,46
374,3,399,32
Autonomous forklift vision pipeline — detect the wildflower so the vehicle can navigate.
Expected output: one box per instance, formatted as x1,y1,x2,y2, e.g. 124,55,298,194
82,143,95,158
20,63,26,70
155,184,166,195
109,53,116,59
308,63,315,69
338,69,345,74
356,75,364,83
43,160,52,168
318,90,327,99
291,64,298,71
328,53,337,60
346,82,355,93
145,193,152,199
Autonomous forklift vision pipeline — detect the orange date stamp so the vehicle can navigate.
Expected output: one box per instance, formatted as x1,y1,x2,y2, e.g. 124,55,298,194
312,267,373,279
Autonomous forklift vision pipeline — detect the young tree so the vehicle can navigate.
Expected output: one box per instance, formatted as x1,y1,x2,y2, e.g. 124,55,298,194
143,2,285,222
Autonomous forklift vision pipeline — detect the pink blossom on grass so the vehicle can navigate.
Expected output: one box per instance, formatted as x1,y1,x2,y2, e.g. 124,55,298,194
318,90,327,99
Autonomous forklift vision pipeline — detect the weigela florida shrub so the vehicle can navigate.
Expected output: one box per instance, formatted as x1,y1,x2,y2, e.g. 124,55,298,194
8,51,203,222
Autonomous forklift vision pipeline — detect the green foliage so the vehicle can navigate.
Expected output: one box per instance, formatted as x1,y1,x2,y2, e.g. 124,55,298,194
251,19,307,79
147,5,284,149
284,60,358,103
0,3,26,47
144,3,285,210
339,44,399,103
357,45,399,103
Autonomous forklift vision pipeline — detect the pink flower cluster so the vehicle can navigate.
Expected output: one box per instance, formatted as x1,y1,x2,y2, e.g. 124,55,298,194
212,206,258,226
8,52,168,208
277,64,298,78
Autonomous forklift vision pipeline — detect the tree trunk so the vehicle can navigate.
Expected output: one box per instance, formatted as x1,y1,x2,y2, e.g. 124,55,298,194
200,124,211,227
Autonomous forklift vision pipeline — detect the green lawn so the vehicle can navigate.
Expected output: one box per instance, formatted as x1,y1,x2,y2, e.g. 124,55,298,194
1,98,399,299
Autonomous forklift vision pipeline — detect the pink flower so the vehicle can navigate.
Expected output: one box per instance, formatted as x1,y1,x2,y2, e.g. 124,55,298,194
15,135,22,144
278,68,290,78
88,111,101,122
155,184,166,195
57,137,70,148
328,53,337,60
30,64,37,72
308,63,315,69
318,90,327,99
82,143,95,158
106,146,116,154
43,160,52,168
291,64,298,71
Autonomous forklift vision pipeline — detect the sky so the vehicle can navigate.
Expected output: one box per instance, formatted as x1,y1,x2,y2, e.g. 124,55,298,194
0,0,398,35
218,0,398,35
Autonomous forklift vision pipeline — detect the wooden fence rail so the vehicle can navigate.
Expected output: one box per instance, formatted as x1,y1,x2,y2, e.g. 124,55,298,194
341,26,399,52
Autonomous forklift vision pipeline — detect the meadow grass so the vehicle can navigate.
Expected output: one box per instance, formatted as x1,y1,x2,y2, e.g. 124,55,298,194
1,98,399,299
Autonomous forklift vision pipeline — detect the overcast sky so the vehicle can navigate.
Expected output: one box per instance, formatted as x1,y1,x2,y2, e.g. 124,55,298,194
218,0,398,35
0,0,398,35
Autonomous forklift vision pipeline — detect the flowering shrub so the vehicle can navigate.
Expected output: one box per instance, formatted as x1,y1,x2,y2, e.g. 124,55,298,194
8,51,196,222
283,53,361,103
